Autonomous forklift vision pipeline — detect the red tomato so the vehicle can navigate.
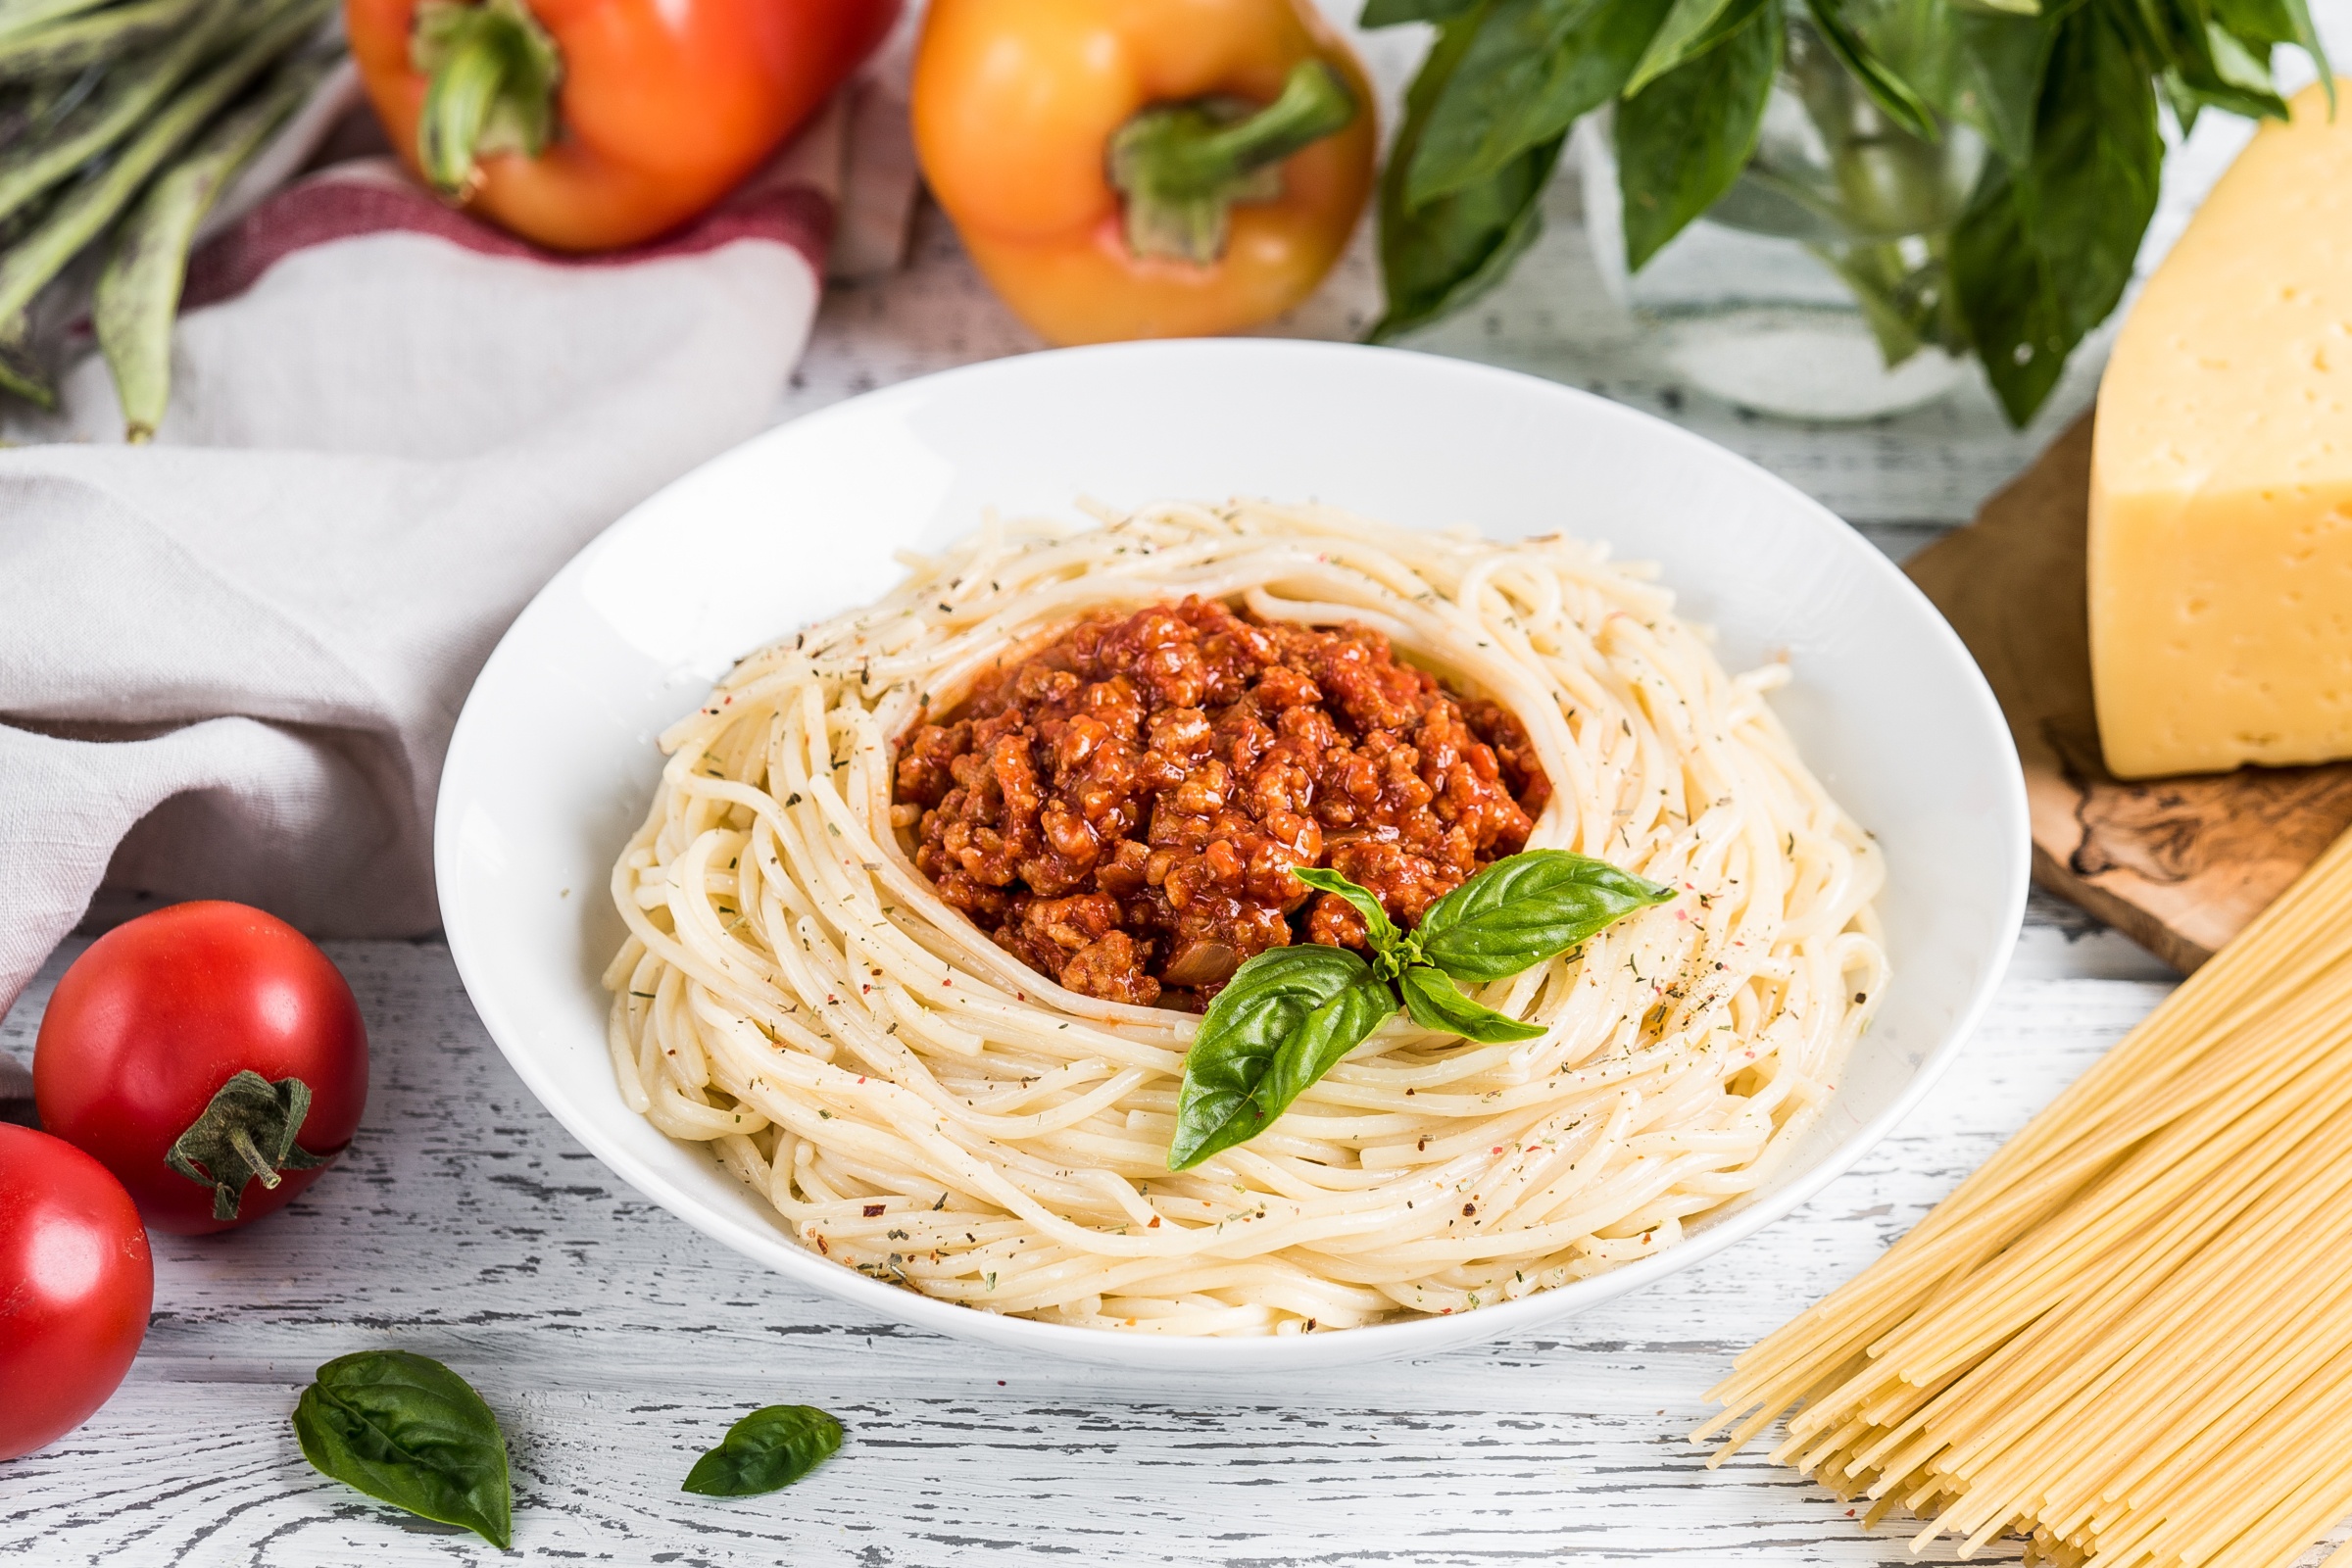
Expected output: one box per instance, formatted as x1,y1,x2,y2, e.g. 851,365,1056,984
0,1125,153,1460
33,903,368,1237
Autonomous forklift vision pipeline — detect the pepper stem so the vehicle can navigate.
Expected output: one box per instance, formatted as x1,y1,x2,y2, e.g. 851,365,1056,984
411,0,562,198
1106,60,1356,267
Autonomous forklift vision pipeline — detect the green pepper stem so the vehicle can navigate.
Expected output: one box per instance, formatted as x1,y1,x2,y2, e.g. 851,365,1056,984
1107,59,1356,267
412,0,561,197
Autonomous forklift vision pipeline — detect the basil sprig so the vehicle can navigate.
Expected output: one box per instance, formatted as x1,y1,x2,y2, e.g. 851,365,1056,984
1168,851,1672,1169
1366,0,2330,424
292,1350,514,1549
683,1403,844,1496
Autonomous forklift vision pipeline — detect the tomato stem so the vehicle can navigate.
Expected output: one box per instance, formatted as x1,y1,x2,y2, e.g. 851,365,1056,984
226,1126,285,1190
411,0,562,198
165,1070,331,1222
1107,60,1356,267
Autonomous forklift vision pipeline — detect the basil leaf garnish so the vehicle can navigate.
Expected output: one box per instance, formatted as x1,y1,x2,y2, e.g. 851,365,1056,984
1166,852,1667,1166
1398,963,1546,1043
1169,945,1395,1170
1416,849,1676,982
292,1350,513,1549
682,1404,843,1496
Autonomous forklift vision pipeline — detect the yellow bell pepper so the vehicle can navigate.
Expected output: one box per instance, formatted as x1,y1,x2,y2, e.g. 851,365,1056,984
911,0,1377,344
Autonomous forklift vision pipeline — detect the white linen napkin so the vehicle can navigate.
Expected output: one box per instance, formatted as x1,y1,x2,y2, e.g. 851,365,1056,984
0,120,893,1015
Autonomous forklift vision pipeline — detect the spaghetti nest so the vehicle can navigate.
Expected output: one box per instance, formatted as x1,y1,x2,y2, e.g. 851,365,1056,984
604,499,1886,1336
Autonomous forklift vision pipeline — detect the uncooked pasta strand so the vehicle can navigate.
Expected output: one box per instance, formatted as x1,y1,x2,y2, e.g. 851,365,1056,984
1702,825,2352,1566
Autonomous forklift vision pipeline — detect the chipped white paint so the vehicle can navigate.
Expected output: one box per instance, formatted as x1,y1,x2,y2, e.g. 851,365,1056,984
1,894,2256,1568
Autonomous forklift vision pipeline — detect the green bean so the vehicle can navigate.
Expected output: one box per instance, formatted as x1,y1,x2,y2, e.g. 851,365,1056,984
0,0,327,326
0,6,238,227
0,0,121,47
96,56,322,441
0,0,215,82
0,309,54,409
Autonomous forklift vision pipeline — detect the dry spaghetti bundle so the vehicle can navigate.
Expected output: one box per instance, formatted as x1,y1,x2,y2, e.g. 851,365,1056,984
1699,826,2352,1567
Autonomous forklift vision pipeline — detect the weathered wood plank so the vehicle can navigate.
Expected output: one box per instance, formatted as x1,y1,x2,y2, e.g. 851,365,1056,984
0,932,2195,1567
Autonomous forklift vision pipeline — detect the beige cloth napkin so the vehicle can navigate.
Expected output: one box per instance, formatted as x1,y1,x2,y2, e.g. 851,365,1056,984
0,113,902,1015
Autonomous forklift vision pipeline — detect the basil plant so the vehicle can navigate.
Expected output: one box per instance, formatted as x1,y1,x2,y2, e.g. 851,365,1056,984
1366,0,2330,423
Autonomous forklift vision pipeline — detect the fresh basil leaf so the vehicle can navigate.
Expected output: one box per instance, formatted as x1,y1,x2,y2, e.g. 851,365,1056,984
1364,0,1483,22
1415,849,1675,982
1616,0,1784,270
2210,0,2330,115
1952,0,2159,423
1802,0,1941,138
292,1350,513,1549
1944,7,2056,163
1407,0,1671,206
1372,8,1567,340
1169,946,1395,1169
1398,963,1546,1042
682,1404,843,1496
2205,0,2298,47
1626,0,1765,93
2123,0,2288,120
2272,0,2332,110
1827,0,2049,163
1291,865,1400,955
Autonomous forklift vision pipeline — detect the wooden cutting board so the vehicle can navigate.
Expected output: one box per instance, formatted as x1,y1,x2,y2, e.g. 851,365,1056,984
1903,416,2352,972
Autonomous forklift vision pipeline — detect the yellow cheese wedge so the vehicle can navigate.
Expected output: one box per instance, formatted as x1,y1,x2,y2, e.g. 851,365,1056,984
2089,81,2352,779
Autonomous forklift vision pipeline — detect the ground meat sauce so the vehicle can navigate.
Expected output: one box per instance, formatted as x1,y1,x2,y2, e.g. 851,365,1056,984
893,598,1552,1010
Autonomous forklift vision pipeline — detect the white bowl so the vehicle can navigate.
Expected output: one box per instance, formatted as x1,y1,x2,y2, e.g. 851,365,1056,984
436,340,2027,1372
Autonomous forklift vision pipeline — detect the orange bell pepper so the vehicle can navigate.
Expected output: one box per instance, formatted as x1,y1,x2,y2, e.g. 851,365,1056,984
345,0,901,253
911,0,1377,345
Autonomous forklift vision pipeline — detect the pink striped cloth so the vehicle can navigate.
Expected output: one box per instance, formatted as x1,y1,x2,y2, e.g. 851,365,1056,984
0,150,852,1014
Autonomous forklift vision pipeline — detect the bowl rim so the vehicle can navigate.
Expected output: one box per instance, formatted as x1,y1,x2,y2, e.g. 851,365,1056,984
436,338,2030,1371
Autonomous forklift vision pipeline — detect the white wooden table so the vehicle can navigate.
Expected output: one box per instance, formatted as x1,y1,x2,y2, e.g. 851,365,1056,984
0,72,2329,1559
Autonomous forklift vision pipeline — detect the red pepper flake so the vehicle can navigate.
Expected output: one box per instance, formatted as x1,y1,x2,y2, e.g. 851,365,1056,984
862,1203,885,1217
1148,1215,1160,1228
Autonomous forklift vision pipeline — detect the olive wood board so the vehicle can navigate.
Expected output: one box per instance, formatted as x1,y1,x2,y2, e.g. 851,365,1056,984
1903,415,2352,974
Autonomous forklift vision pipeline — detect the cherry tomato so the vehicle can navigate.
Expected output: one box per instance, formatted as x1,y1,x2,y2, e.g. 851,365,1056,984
33,902,368,1237
0,1125,153,1460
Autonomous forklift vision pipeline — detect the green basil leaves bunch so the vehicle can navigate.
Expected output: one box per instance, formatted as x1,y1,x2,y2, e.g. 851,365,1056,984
1364,0,2329,424
1168,850,1673,1169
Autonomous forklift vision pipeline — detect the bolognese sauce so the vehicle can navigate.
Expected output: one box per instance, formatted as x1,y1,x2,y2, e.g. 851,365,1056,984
892,597,1551,1009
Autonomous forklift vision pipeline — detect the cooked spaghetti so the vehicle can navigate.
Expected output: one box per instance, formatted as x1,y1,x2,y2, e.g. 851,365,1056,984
1698,827,2352,1567
603,499,1886,1335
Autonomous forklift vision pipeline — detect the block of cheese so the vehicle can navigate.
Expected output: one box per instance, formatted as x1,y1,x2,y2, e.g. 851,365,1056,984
2090,81,2352,779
